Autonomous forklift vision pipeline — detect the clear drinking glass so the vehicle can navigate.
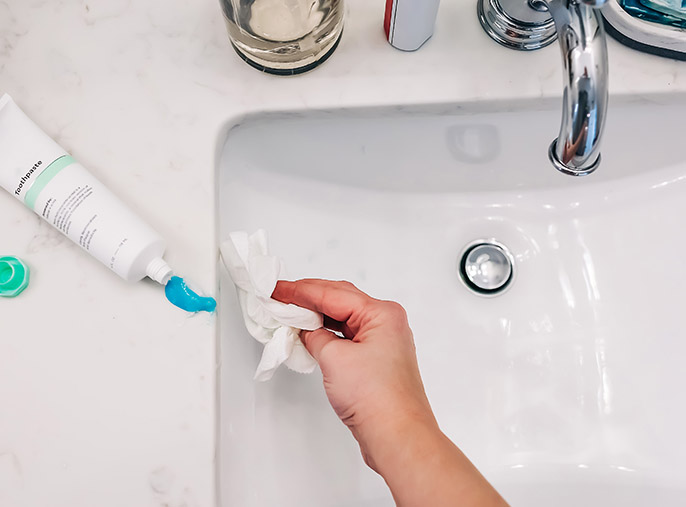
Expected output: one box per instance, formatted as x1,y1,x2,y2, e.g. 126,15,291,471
219,0,344,75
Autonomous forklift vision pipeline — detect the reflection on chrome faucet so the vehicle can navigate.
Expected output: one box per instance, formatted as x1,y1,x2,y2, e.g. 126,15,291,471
478,0,609,176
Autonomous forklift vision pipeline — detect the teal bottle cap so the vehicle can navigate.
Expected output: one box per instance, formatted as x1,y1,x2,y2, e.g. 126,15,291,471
0,256,30,298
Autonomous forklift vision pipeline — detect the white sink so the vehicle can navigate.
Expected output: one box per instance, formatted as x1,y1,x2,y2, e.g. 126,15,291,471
217,95,686,506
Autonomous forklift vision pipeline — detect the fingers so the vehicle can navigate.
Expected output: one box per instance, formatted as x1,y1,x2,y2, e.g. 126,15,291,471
272,279,371,325
300,328,339,362
323,315,355,339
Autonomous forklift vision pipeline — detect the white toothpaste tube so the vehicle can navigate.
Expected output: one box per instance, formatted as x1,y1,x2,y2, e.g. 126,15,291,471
0,94,173,284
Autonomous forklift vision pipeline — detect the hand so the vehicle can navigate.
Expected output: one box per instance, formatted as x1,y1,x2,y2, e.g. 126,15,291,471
272,279,508,507
272,279,435,467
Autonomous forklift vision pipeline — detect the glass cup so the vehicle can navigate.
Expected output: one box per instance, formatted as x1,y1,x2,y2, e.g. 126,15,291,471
219,0,344,75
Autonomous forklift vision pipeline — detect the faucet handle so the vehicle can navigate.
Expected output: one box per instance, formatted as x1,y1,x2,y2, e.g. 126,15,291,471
478,0,558,50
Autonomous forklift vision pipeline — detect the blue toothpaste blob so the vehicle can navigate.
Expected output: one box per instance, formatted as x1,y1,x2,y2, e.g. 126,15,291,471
165,276,217,313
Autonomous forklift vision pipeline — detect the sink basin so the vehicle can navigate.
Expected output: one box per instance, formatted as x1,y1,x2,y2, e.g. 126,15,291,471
217,95,686,506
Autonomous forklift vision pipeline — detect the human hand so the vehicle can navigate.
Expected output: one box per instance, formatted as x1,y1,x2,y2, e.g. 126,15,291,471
272,279,436,469
272,279,508,507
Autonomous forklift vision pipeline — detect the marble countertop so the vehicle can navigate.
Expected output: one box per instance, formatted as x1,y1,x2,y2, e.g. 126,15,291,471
1,0,684,505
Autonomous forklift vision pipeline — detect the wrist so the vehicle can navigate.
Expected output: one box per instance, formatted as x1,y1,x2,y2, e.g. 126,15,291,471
355,403,442,476
357,410,505,507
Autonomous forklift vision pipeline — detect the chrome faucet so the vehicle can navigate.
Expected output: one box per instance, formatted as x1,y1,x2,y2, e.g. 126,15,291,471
478,0,609,176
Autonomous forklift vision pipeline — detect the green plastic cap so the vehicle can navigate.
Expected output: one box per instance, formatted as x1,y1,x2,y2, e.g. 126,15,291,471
0,256,30,298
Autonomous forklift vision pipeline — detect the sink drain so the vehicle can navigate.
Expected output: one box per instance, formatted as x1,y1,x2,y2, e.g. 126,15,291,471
458,240,514,296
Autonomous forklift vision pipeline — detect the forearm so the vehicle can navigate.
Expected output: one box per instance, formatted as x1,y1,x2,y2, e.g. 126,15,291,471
359,412,508,507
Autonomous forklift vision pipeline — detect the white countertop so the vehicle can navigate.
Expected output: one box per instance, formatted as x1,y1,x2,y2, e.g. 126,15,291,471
1,0,684,506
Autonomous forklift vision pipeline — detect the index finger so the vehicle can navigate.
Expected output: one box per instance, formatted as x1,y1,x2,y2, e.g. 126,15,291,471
272,279,371,326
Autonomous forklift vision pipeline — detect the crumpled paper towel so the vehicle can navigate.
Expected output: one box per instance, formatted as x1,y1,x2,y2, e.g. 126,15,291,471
220,230,322,381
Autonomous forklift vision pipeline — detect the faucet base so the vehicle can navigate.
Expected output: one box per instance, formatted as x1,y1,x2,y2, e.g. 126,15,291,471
477,0,557,51
548,139,601,177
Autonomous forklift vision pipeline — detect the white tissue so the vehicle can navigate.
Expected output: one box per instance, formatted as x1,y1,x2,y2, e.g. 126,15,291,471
220,230,322,381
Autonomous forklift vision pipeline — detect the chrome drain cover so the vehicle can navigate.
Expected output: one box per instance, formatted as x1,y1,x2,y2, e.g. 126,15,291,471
458,240,514,296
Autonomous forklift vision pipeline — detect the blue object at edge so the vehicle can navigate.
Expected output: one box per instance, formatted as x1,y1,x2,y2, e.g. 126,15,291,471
165,276,217,313
620,0,686,28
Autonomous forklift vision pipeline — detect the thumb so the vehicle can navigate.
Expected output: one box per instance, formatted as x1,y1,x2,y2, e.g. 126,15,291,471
300,328,338,363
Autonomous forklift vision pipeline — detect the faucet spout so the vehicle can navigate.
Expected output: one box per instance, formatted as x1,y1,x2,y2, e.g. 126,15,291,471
545,0,608,175
477,0,609,176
